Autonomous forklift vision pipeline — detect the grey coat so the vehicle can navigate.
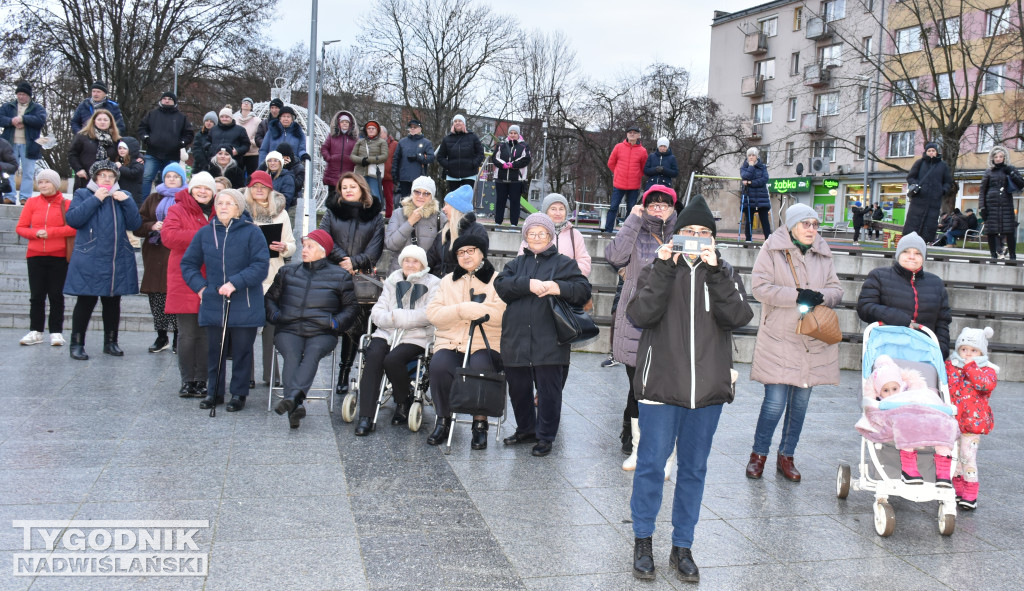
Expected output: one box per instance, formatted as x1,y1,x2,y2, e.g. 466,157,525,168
384,196,447,273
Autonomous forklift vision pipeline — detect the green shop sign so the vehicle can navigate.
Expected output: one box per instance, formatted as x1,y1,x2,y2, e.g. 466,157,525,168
822,179,839,189
769,177,811,193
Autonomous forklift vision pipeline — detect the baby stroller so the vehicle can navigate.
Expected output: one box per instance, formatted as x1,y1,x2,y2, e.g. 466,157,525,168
836,322,958,537
340,317,435,432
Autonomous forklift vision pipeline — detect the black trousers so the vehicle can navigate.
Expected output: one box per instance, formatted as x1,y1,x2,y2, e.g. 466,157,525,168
242,155,259,177
989,233,1017,259
27,256,67,333
396,181,413,200
206,326,257,400
275,331,338,404
177,313,208,383
357,338,424,417
71,295,120,335
623,365,638,420
446,179,475,194
743,206,772,241
506,365,566,442
429,348,502,419
494,182,523,225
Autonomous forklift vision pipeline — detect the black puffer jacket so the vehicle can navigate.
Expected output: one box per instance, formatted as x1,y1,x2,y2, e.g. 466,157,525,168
979,147,1023,235
137,104,194,161
852,204,867,227
318,196,385,272
192,128,213,174
428,213,489,277
490,138,531,182
265,258,359,337
627,255,752,409
208,120,252,166
437,130,485,178
117,137,145,202
903,155,953,241
493,245,592,367
856,262,952,358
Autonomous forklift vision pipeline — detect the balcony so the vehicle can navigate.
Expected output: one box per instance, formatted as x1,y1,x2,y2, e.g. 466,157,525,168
740,75,766,97
803,63,831,87
805,17,832,41
743,31,768,54
800,112,826,134
746,123,763,141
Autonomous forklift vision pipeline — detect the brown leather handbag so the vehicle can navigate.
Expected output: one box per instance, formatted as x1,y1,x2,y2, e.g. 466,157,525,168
785,251,841,345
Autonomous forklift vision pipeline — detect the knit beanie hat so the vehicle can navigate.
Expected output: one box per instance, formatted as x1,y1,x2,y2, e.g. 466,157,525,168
219,106,233,118
35,169,61,191
161,91,177,104
303,229,333,255
672,194,717,236
642,184,677,205
746,146,759,157
162,162,187,185
785,203,819,230
203,111,217,124
189,171,217,193
398,244,429,270
924,141,940,153
279,106,296,118
508,124,521,135
895,231,927,260
91,80,108,93
241,97,254,107
217,188,246,214
15,81,32,97
451,233,488,256
541,193,569,215
444,184,474,214
265,151,284,164
452,114,466,124
522,212,556,249
411,176,436,196
657,137,670,148
276,143,295,160
871,355,905,395
269,98,284,109
117,141,129,152
955,326,994,357
89,159,119,181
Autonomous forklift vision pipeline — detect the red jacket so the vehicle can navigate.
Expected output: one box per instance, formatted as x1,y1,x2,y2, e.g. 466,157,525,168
946,359,997,434
607,140,648,190
16,193,76,258
383,136,398,182
161,189,211,314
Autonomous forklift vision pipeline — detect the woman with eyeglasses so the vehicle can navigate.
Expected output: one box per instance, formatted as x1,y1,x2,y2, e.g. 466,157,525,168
384,176,447,273
746,204,843,482
604,185,677,472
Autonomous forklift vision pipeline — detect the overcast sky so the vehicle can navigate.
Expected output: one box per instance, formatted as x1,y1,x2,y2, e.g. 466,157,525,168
270,0,757,93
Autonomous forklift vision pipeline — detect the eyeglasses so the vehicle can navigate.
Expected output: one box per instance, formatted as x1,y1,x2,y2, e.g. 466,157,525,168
646,203,671,212
412,189,432,197
456,247,478,257
526,232,550,240
679,228,713,237
798,220,821,230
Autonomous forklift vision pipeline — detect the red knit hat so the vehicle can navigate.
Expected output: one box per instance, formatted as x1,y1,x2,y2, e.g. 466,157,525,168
304,229,333,255
248,170,273,189
642,184,677,204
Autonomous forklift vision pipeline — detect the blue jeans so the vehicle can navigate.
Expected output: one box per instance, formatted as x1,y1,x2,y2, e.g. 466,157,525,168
603,188,639,232
142,155,175,201
752,384,813,457
631,402,722,548
944,229,965,246
6,143,36,203
364,176,381,202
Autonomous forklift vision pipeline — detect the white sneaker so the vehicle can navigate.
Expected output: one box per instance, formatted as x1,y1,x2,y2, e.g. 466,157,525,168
852,242,860,246
19,331,44,346
51,333,66,346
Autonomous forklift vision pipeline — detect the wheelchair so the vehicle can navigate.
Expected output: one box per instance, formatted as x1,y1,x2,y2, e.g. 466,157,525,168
340,317,434,432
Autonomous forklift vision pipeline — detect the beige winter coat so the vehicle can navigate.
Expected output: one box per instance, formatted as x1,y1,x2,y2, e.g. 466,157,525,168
750,226,843,387
426,260,505,354
243,190,297,293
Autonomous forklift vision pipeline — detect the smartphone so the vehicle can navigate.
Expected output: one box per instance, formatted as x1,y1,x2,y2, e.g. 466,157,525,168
671,235,712,256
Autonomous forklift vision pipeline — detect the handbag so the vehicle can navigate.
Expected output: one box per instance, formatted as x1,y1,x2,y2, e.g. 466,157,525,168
449,322,506,417
784,251,841,345
550,297,600,345
352,272,384,302
57,196,75,263
1006,173,1021,194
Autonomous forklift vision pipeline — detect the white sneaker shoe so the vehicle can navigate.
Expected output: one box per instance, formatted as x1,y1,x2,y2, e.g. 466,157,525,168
19,331,44,346
51,333,66,346
852,242,860,246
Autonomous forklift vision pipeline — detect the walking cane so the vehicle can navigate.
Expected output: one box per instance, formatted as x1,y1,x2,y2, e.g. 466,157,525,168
210,296,232,418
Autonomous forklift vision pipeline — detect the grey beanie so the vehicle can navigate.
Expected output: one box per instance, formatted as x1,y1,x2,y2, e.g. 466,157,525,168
217,188,247,216
895,231,927,261
35,169,62,190
508,124,521,135
452,114,466,124
541,193,569,215
203,111,217,124
522,212,556,247
785,203,819,230
657,137,670,148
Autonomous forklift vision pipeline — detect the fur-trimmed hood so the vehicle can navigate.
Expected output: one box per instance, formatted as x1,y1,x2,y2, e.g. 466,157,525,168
331,110,358,138
988,145,1011,169
452,258,494,283
325,193,383,222
244,189,287,220
400,194,440,219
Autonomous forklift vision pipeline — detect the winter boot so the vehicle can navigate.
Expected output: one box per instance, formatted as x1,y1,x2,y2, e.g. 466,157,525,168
102,331,124,356
335,364,353,395
620,417,632,455
622,418,640,471
952,475,965,500
664,447,677,481
632,537,655,580
426,417,451,446
669,546,700,583
69,333,89,361
354,417,373,436
288,404,306,429
933,454,953,488
148,331,170,353
391,401,410,426
471,419,489,450
900,450,923,484
958,481,979,510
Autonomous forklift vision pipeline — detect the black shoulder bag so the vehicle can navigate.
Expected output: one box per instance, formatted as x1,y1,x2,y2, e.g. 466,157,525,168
547,265,599,345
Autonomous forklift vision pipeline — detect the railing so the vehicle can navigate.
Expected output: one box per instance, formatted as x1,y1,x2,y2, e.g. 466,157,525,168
805,17,832,40
803,62,831,86
740,75,766,97
743,31,769,54
800,112,826,133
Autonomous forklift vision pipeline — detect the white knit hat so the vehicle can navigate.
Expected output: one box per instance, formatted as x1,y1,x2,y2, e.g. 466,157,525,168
265,151,283,164
398,244,428,270
955,326,994,356
657,137,670,148
189,171,217,193
411,176,436,196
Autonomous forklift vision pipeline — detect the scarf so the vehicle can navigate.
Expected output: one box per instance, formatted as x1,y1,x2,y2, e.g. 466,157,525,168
248,198,276,224
553,221,569,235
94,130,113,161
948,350,1000,374
791,234,812,255
154,184,178,222
198,199,213,216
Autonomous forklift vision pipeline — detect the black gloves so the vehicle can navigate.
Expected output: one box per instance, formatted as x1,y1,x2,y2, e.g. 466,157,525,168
655,166,664,174
361,157,369,166
300,153,311,162
978,208,987,220
796,289,825,308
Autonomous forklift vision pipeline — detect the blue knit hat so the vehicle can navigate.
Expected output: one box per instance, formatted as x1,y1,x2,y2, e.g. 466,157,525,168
162,162,187,184
444,184,475,214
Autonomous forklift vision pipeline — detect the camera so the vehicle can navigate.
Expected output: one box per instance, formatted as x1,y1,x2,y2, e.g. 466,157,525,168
671,235,711,256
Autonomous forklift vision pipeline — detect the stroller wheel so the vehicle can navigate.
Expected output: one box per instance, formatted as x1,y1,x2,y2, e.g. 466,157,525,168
938,505,955,536
836,464,851,499
408,402,423,432
341,393,358,423
874,500,895,537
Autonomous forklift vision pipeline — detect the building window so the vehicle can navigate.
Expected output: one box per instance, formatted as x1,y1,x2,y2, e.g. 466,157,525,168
888,131,915,158
896,26,922,53
861,36,873,62
864,0,874,11
786,142,796,164
978,123,1001,152
815,92,840,116
855,135,866,160
794,7,803,30
936,73,953,100
818,43,842,67
760,147,770,165
986,6,1011,37
982,64,1005,94
753,102,773,124
790,52,800,76
812,139,837,162
822,0,845,22
755,59,776,80
939,17,961,45
892,79,918,106
788,97,798,121
859,86,870,112
1018,122,1024,151
759,16,778,37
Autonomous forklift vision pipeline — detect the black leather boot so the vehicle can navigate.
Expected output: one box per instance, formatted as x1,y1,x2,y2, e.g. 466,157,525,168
620,417,632,455
354,416,373,436
102,331,123,356
426,417,451,445
70,333,89,361
198,386,223,409
669,546,699,583
179,382,194,398
391,401,410,426
471,419,489,450
633,537,655,580
225,396,246,412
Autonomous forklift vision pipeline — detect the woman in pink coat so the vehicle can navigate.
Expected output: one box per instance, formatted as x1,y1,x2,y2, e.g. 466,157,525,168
517,193,591,276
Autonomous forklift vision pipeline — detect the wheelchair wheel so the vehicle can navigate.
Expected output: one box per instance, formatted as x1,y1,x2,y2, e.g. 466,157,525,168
341,393,357,423
408,401,423,432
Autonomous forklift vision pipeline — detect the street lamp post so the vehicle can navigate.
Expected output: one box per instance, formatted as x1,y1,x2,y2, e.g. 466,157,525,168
173,58,183,96
539,121,549,199
318,39,342,123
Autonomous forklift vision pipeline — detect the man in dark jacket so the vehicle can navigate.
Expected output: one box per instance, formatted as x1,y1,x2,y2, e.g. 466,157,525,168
625,194,753,583
740,147,772,242
0,82,47,205
437,114,485,193
643,137,679,190
904,141,953,243
392,119,435,200
70,80,126,135
266,229,358,429
138,91,195,198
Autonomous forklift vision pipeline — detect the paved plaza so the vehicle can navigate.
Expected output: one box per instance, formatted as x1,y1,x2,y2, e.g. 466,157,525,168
1,327,1022,590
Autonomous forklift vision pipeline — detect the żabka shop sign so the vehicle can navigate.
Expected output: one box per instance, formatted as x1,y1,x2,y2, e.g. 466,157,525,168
770,177,811,193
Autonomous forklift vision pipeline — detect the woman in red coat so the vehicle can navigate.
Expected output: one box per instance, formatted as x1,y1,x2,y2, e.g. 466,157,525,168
604,124,649,232
161,171,217,397
15,169,76,346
